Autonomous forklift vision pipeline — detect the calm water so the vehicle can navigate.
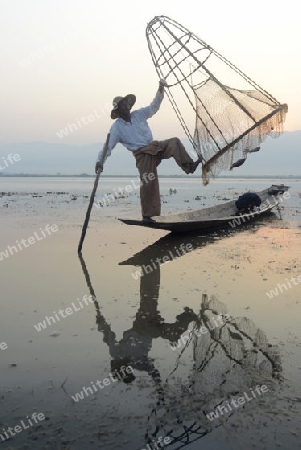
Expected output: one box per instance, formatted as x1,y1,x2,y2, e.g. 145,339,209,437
1,176,300,223
0,176,301,450
1,176,300,194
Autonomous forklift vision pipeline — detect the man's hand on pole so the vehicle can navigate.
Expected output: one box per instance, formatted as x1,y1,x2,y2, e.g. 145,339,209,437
95,161,103,174
94,133,110,174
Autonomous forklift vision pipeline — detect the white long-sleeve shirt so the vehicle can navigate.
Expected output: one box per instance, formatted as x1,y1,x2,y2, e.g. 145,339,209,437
96,90,164,163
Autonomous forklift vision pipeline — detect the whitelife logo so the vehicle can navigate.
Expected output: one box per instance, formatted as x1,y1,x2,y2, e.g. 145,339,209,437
171,313,230,351
0,225,58,262
56,103,111,139
266,274,301,299
0,342,8,351
33,295,96,332
131,243,193,280
94,173,156,208
18,32,80,68
206,385,269,421
139,435,171,450
71,366,135,402
228,191,290,229
0,412,45,442
0,153,21,171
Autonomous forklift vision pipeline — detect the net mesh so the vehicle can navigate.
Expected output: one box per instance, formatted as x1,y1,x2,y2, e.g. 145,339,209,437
144,293,282,448
194,80,287,184
192,294,282,397
146,16,288,184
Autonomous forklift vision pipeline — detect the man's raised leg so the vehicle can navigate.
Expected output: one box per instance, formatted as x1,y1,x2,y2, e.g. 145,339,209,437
158,138,202,174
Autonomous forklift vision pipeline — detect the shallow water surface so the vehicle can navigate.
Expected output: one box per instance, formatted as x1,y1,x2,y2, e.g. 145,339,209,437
0,177,301,449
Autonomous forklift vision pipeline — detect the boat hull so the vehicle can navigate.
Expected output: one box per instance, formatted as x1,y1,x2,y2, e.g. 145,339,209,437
119,185,289,233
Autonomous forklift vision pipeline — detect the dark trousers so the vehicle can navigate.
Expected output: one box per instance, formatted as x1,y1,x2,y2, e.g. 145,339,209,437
134,138,194,217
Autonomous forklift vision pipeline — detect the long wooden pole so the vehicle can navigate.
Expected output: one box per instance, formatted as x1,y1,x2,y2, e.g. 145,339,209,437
77,133,110,253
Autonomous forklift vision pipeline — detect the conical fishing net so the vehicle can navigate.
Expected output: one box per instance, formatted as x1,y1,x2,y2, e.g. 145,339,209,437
146,16,288,184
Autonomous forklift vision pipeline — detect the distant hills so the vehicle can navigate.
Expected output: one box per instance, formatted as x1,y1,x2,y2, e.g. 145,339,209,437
0,130,300,177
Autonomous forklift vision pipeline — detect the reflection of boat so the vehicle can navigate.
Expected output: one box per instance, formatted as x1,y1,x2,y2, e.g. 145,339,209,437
119,184,289,233
119,232,219,267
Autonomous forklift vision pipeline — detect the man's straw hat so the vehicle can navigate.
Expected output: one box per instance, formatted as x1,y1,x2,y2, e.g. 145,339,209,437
111,94,136,119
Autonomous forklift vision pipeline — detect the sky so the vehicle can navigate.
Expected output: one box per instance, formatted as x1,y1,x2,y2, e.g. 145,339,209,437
1,0,301,152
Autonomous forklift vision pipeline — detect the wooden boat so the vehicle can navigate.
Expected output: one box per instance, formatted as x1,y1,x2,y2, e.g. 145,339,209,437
119,184,290,233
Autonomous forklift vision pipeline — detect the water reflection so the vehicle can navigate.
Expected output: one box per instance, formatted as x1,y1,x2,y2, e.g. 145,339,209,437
79,253,197,387
78,230,282,449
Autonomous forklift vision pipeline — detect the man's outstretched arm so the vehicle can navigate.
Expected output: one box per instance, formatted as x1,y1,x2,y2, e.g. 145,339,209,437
139,79,168,120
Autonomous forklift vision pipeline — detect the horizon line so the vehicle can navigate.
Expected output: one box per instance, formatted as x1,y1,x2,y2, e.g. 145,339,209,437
0,174,300,179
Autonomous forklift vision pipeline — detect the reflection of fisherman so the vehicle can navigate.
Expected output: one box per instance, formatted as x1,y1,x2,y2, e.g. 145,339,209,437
96,266,198,385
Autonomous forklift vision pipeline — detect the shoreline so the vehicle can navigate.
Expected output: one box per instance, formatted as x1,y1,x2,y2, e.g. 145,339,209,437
1,174,301,179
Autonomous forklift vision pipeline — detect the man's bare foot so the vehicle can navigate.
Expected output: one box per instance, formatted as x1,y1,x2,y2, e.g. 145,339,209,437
189,156,203,174
142,216,156,223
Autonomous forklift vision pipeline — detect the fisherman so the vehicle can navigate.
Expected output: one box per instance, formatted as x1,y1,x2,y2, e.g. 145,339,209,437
95,79,202,223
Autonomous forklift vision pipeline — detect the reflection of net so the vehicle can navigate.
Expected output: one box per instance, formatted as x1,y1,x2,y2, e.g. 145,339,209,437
145,294,282,448
146,16,287,185
193,295,282,402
